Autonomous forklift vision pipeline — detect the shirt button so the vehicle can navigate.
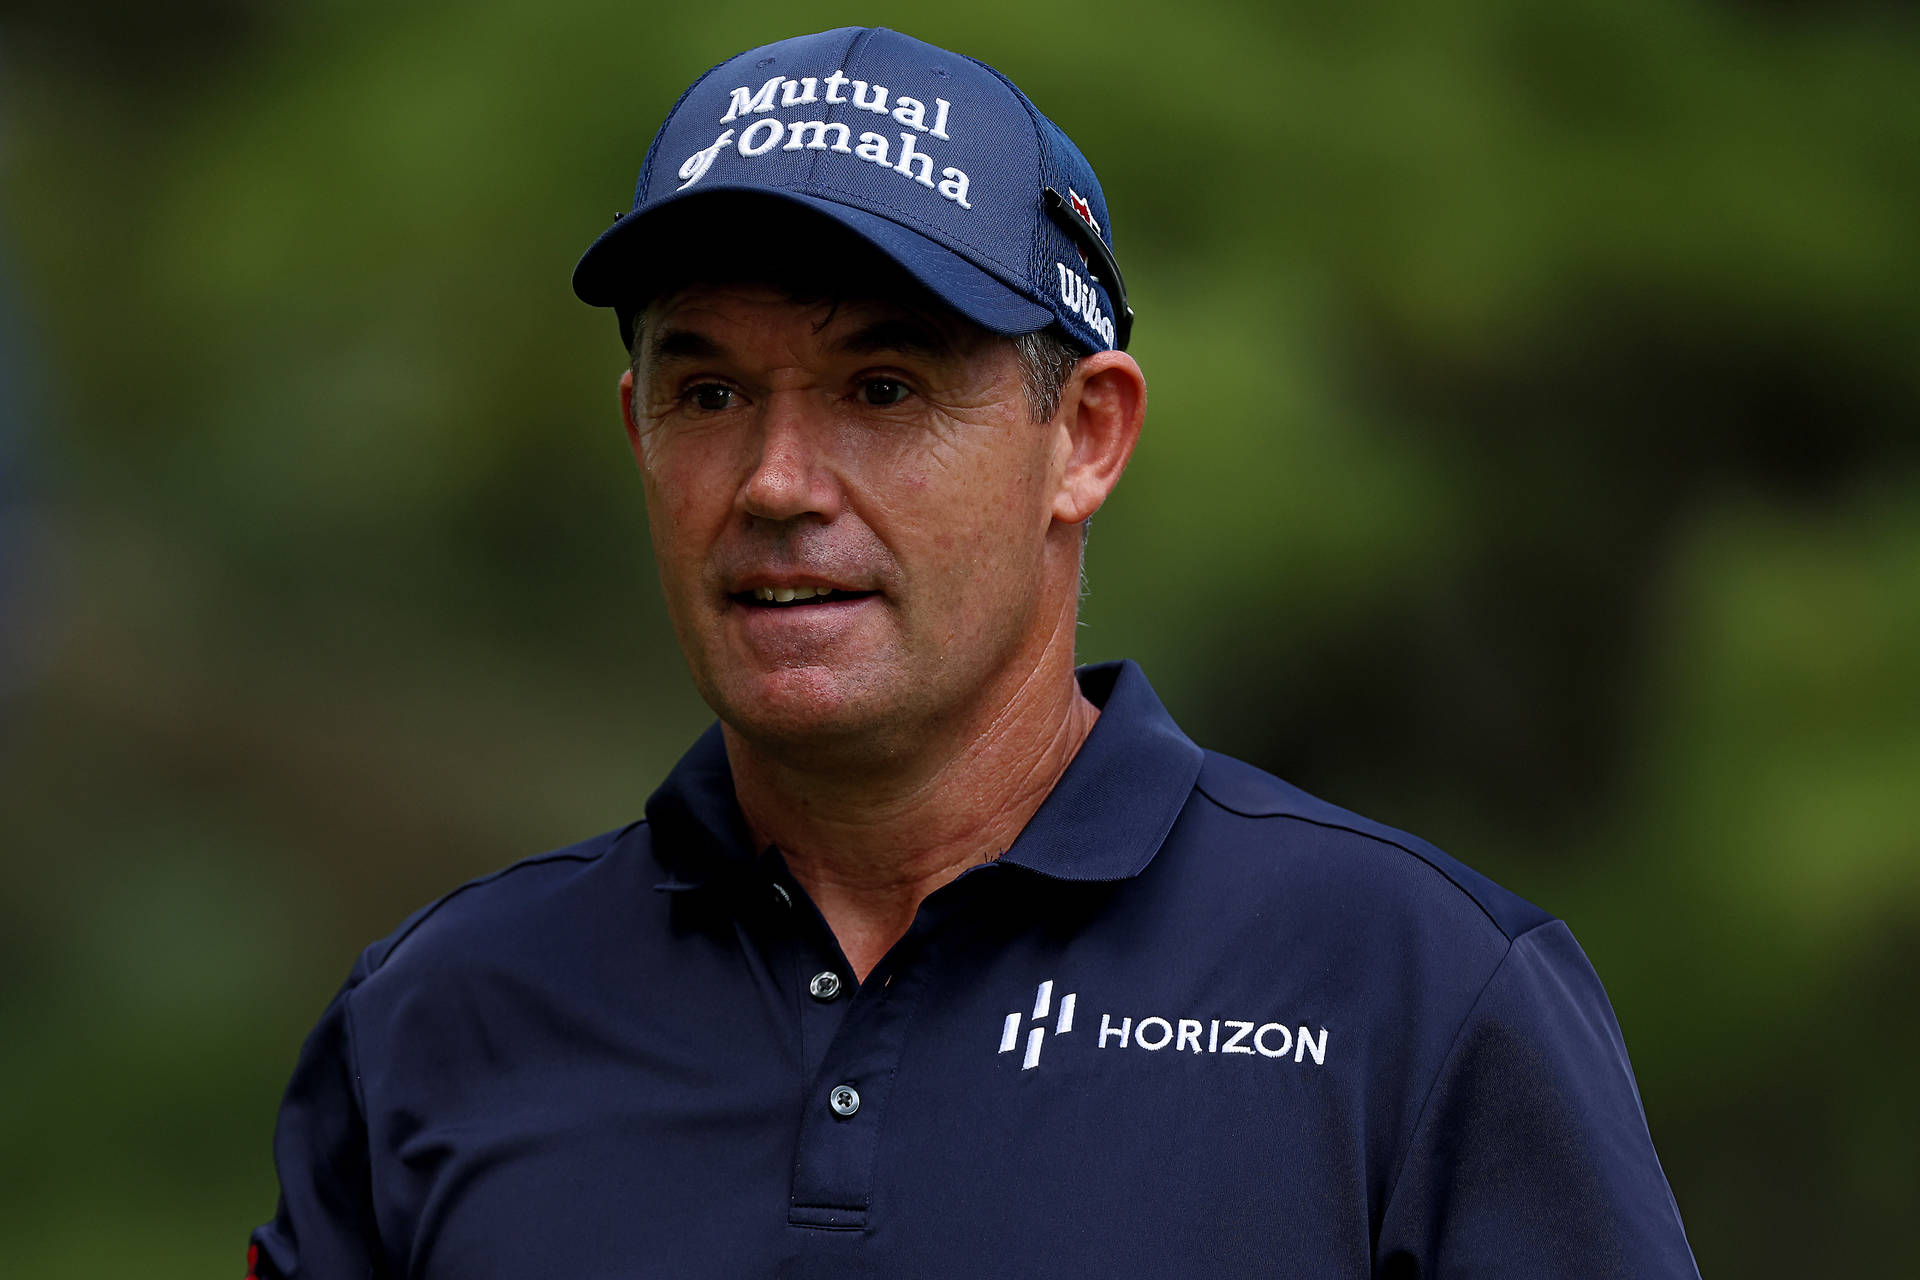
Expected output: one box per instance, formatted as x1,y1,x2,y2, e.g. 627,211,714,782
829,1084,860,1117
771,882,793,909
809,971,843,1002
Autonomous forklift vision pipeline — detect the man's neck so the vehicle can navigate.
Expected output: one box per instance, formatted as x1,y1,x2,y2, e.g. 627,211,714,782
723,660,1099,982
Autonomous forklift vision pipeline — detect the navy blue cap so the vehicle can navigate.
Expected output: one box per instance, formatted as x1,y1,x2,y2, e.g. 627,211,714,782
572,27,1131,353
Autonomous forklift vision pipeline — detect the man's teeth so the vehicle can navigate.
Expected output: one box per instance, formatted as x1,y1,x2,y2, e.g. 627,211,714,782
752,585,836,603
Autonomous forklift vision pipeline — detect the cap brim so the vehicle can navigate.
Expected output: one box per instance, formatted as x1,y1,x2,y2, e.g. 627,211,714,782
572,186,1054,337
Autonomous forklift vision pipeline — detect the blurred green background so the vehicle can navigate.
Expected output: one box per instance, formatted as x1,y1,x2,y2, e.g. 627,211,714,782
2,0,1915,1273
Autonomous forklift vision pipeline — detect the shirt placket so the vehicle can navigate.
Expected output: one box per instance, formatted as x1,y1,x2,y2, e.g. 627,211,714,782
773,870,858,1086
775,870,938,1233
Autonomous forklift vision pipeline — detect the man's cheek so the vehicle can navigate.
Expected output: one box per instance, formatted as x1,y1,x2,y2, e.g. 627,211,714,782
646,479,711,545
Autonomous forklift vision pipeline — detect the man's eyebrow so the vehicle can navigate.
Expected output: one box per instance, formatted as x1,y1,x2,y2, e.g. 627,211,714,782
642,327,726,367
830,315,961,360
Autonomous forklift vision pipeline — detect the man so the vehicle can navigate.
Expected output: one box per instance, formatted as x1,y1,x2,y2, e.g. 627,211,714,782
252,27,1698,1278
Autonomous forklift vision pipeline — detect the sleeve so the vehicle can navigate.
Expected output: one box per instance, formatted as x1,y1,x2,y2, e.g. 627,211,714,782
1374,921,1700,1279
248,961,388,1279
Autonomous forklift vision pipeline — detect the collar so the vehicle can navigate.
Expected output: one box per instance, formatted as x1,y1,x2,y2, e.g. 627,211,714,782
646,660,1204,891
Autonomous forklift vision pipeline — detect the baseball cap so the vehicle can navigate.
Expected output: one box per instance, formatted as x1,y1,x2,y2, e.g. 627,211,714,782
571,26,1132,354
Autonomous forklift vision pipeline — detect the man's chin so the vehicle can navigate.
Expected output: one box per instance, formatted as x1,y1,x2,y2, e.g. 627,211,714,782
704,664,899,758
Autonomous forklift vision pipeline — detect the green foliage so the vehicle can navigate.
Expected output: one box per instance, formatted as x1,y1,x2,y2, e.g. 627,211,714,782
3,0,1915,1273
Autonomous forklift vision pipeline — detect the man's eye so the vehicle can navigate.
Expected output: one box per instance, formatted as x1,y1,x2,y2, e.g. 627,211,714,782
858,378,910,407
687,384,735,412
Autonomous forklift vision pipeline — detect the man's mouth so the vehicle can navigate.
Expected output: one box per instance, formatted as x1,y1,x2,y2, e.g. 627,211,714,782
732,586,877,608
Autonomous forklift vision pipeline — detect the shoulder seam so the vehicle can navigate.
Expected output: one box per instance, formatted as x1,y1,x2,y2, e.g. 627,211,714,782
1192,782,1514,941
1378,932,1516,1213
369,821,646,973
1376,916,1570,1218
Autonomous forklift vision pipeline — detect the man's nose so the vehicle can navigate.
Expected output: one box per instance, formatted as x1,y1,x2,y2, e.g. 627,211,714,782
739,394,842,523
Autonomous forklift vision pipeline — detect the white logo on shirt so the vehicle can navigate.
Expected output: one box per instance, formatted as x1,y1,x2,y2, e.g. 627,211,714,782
999,979,1077,1070
996,979,1330,1070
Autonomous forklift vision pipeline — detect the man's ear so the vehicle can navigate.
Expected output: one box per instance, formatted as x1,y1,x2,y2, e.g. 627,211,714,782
1051,351,1146,526
619,368,643,460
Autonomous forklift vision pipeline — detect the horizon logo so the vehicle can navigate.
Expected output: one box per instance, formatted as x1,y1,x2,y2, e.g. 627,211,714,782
1000,979,1077,1070
995,978,1332,1072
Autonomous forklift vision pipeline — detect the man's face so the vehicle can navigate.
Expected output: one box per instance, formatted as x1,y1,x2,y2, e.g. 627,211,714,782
622,278,1072,760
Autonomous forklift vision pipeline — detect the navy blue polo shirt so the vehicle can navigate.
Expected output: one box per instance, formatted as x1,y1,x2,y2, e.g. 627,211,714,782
252,661,1697,1278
